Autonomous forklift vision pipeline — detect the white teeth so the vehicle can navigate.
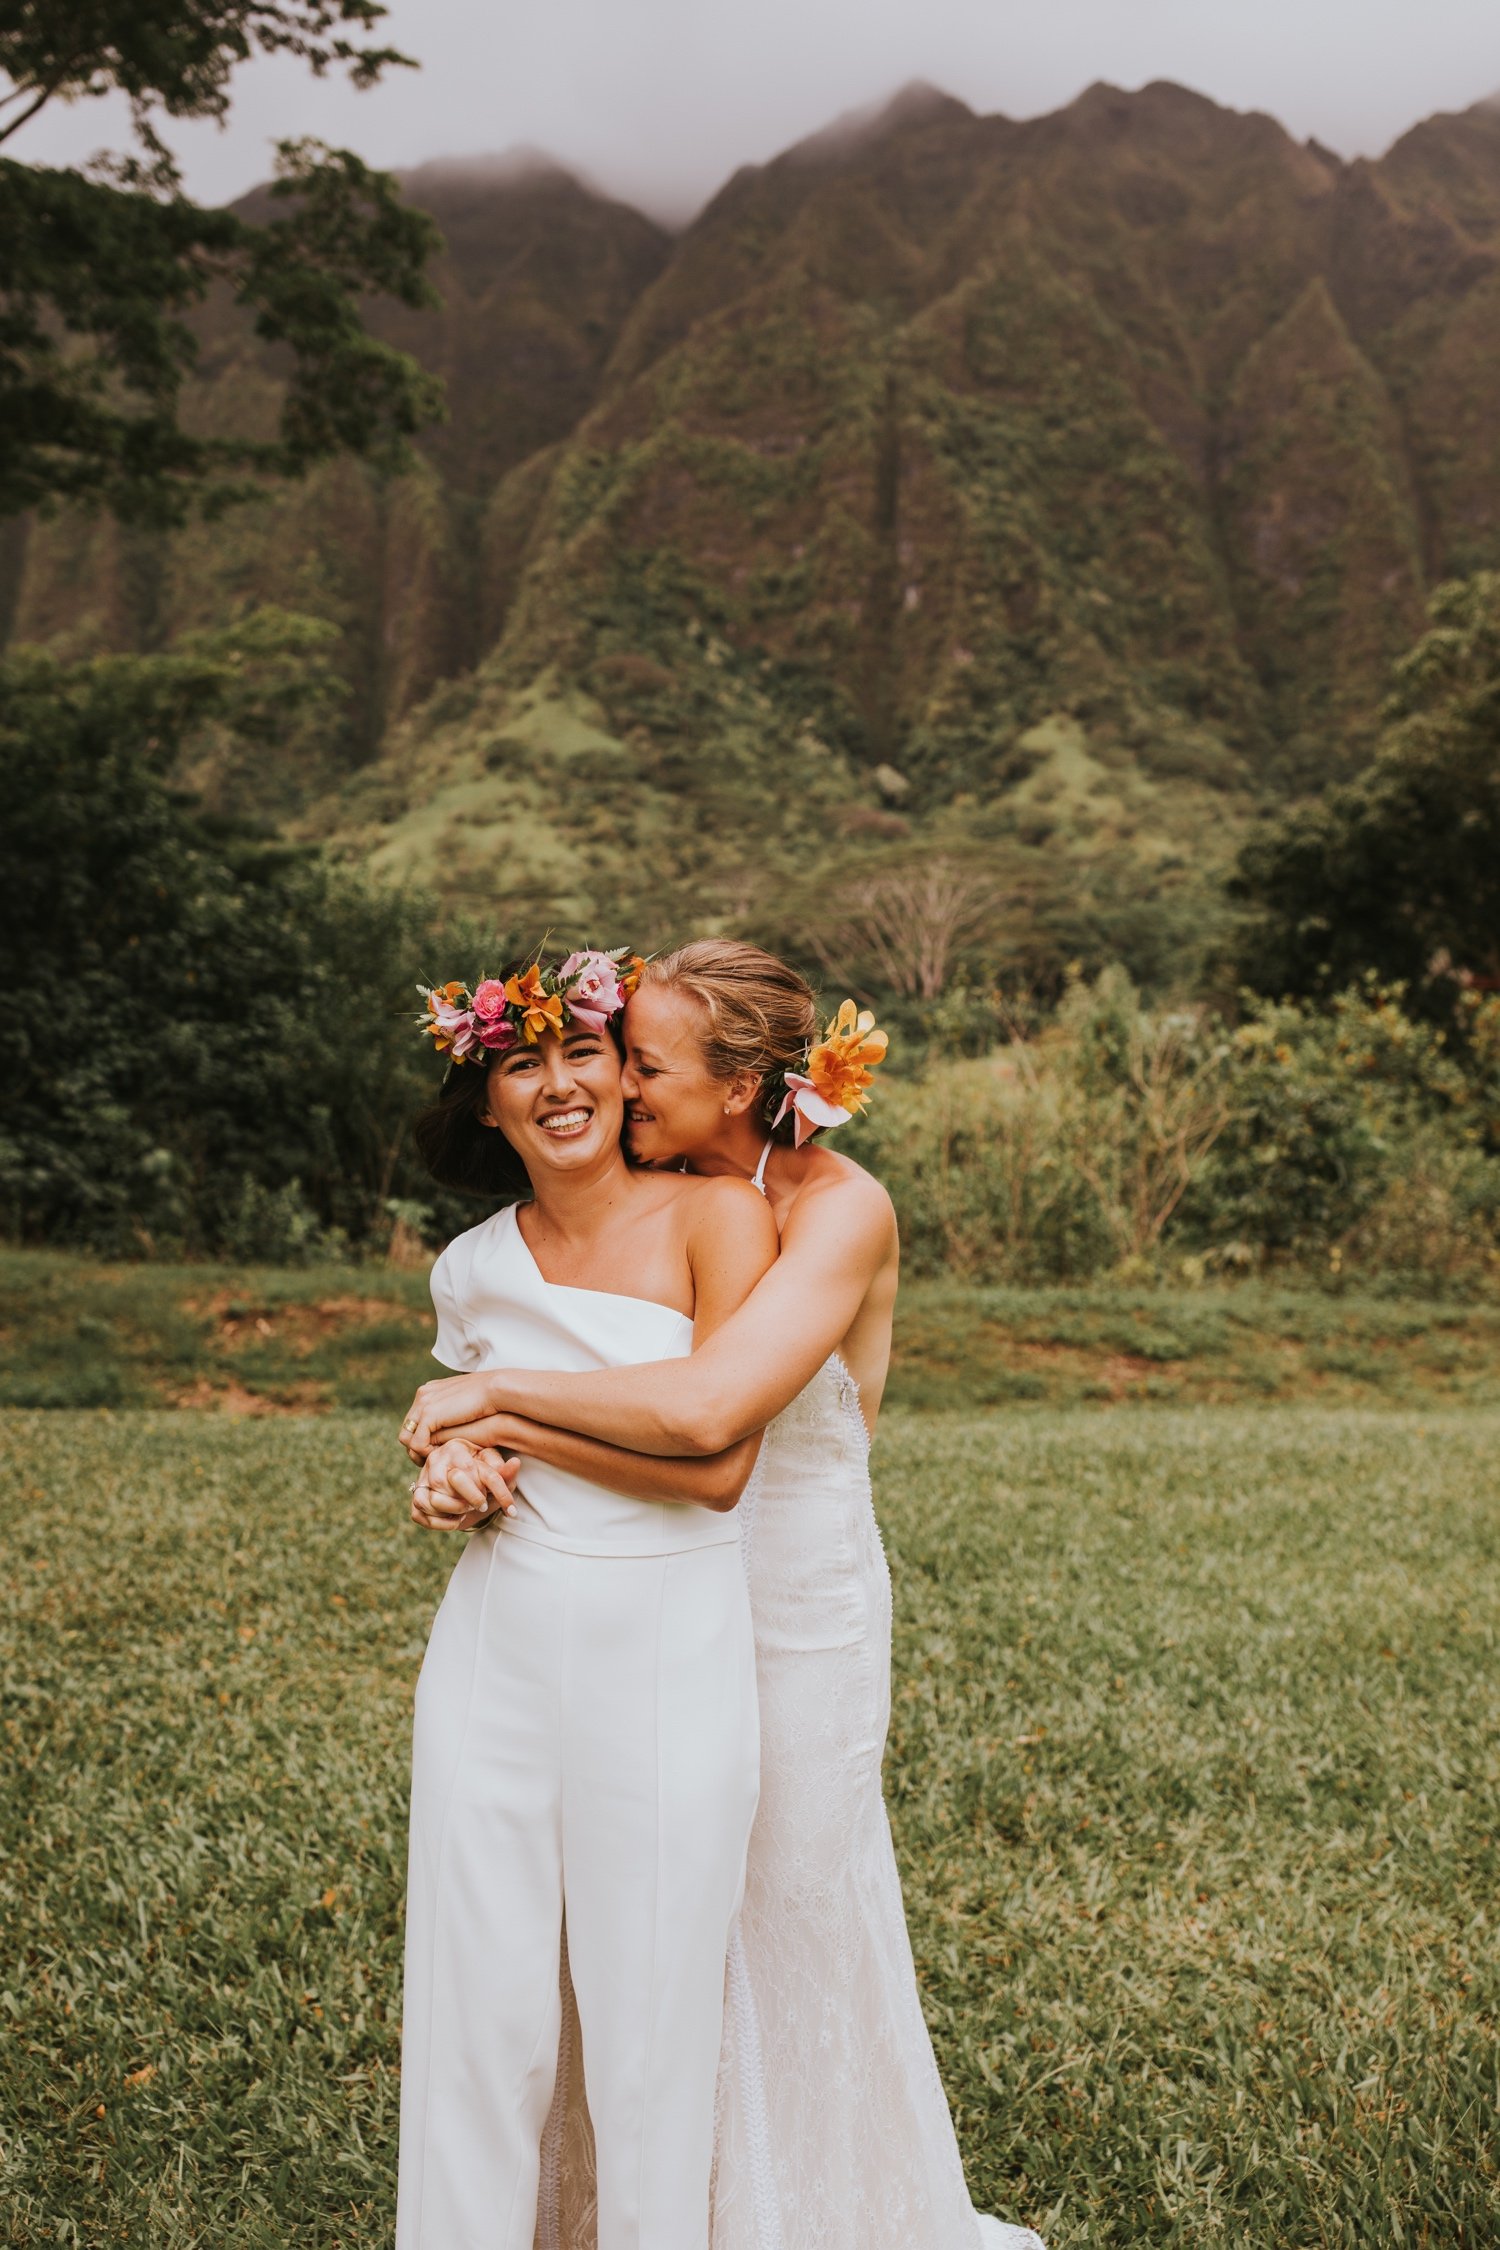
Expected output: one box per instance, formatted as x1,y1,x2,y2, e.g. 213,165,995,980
539,1109,591,1134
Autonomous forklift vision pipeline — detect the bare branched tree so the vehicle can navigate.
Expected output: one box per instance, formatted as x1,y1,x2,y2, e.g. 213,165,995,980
806,854,1005,1000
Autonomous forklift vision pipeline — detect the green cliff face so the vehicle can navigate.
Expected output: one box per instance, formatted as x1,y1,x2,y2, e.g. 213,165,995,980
2,156,671,792
10,85,1500,974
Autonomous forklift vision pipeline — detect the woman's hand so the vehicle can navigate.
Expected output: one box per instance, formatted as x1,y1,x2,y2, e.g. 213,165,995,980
399,1374,510,1460
410,1442,520,1532
412,1407,540,1457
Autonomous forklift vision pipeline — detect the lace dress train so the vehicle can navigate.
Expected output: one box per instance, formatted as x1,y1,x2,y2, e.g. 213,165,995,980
710,1359,1041,2250
534,1356,1042,2249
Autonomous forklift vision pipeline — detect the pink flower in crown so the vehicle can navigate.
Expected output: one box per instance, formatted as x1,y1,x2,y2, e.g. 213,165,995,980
559,949,625,1034
471,978,508,1021
427,992,482,1062
477,1015,519,1053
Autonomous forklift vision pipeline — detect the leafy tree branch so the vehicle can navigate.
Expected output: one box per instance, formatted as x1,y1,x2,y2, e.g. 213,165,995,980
0,0,443,523
0,3,411,169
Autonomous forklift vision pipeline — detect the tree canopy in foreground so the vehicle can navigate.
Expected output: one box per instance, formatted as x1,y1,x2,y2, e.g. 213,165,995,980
0,0,443,523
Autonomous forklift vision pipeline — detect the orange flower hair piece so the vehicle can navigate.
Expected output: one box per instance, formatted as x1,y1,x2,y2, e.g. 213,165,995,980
772,999,889,1147
503,963,566,1044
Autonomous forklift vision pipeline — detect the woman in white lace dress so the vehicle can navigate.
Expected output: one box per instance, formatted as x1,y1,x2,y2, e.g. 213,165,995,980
408,942,1046,2250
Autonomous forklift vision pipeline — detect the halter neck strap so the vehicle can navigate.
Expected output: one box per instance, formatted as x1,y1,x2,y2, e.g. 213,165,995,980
751,1140,772,1197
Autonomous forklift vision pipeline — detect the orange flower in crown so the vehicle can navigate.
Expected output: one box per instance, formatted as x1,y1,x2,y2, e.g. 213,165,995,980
503,962,567,1044
771,998,889,1147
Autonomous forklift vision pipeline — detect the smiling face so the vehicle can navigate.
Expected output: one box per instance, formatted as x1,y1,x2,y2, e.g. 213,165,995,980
622,982,758,1164
480,1024,626,1181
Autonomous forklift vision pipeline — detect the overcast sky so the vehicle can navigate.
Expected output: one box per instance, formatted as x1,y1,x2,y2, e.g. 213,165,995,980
13,0,1500,223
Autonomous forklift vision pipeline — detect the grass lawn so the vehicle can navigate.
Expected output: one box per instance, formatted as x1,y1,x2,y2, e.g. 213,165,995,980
1,1406,1497,2245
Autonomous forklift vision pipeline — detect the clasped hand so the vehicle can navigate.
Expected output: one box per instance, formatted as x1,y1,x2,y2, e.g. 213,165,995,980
410,1439,520,1533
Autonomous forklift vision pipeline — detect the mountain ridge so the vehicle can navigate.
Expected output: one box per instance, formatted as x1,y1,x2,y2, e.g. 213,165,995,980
9,77,1500,983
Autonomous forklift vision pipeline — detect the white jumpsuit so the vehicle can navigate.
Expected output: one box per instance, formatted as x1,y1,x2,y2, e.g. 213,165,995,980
396,1205,761,2250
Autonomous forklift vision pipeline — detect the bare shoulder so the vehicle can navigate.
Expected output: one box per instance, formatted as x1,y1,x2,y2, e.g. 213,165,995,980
781,1144,896,1242
674,1171,780,1246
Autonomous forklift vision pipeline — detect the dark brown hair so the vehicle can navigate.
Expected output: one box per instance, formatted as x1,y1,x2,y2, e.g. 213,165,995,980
639,940,817,1143
412,1058,533,1203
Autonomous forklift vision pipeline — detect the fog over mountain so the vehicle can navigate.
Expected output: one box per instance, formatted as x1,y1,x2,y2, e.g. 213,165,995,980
9,0,1500,222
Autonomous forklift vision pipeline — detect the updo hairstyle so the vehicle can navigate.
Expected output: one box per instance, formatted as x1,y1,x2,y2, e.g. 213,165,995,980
639,940,817,1144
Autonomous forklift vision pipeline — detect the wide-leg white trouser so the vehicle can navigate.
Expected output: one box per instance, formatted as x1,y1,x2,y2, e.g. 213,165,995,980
396,1524,760,2250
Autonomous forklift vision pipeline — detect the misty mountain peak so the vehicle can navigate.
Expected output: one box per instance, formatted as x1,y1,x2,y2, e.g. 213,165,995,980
24,68,1500,891
876,80,975,131
784,77,973,170
396,147,593,200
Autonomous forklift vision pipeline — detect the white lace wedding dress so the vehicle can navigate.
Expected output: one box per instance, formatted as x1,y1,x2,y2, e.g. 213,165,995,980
533,1355,1043,2250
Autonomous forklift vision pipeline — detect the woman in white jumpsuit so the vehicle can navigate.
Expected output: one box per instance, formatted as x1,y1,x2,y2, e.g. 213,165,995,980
395,963,778,2250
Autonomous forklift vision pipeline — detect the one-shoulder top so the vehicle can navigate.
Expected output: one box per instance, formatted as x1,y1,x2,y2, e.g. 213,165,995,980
428,1203,734,1557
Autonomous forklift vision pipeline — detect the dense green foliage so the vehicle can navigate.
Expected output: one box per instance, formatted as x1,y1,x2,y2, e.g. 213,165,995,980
1228,573,1500,1012
863,969,1500,1289
2,1404,1496,2243
0,2,443,526
3,620,1495,1281
0,641,455,1256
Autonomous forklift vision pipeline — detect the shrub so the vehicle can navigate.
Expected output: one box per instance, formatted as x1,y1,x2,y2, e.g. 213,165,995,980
860,971,1500,1290
861,968,1229,1281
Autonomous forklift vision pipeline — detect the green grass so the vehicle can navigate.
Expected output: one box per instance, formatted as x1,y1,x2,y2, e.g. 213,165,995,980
5,1248,1500,1416
1,1407,1496,2244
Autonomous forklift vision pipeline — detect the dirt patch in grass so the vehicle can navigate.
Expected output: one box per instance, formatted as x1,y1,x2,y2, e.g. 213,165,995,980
1093,1350,1182,1393
192,1293,428,1356
169,1378,331,1416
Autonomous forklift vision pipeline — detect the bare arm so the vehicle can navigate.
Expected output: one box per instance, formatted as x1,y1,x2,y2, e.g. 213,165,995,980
427,1411,759,1512
406,1169,895,1458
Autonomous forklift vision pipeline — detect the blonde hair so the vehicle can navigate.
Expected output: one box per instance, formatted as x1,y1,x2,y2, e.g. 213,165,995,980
639,940,817,1141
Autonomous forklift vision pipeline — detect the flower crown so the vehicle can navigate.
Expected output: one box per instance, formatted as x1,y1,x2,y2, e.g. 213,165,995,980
417,949,644,1065
767,999,889,1147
